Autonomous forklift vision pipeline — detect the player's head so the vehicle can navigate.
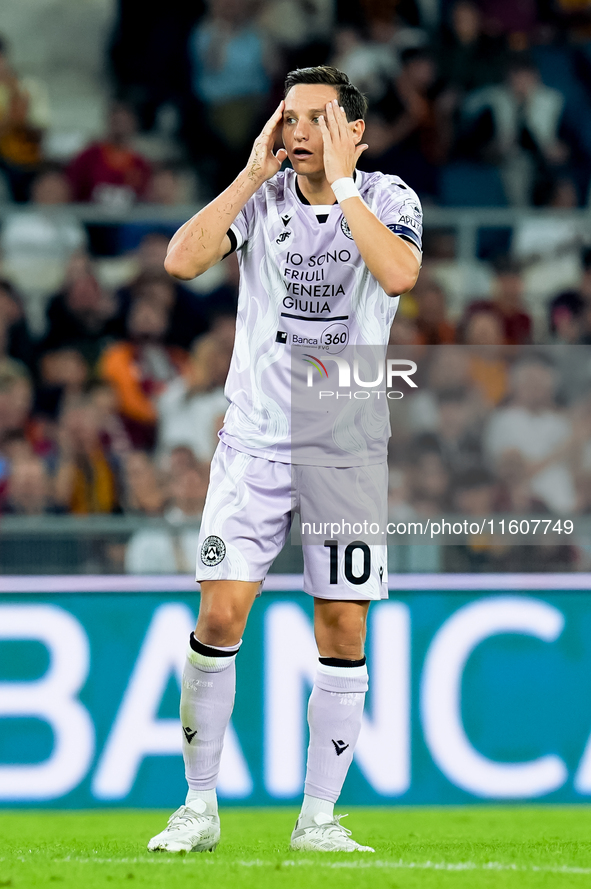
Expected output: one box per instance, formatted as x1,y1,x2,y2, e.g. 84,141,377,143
284,66,367,123
282,66,367,176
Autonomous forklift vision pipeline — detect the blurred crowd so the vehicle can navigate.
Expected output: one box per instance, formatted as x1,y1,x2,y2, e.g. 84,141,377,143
1,0,591,572
2,1,591,206
387,344,591,570
0,232,237,542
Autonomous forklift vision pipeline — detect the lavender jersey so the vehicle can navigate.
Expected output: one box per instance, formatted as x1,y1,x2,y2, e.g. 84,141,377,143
219,167,422,466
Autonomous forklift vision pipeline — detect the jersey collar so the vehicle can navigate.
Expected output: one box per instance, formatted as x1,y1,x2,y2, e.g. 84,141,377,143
294,169,361,209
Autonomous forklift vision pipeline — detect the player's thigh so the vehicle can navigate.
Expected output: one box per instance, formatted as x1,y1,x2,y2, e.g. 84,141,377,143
196,441,292,584
298,462,388,601
196,579,261,647
313,597,370,660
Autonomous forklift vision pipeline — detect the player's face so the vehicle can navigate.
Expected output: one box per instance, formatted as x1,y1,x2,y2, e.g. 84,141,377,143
282,84,339,175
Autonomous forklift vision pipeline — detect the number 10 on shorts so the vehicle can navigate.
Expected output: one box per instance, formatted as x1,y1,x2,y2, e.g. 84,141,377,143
324,539,371,585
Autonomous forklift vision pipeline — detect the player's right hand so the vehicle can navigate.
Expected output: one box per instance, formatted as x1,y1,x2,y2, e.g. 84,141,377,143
244,101,288,186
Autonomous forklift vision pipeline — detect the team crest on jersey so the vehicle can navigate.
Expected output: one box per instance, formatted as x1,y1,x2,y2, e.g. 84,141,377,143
401,198,421,219
201,535,226,566
340,216,353,239
276,230,292,244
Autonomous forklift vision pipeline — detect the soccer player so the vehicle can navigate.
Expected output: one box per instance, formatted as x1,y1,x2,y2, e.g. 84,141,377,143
147,66,422,854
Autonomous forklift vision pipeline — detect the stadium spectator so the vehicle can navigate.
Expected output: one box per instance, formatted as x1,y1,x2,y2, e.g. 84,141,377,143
1,456,63,515
435,387,485,475
444,466,508,572
490,255,532,344
359,48,454,198
185,0,272,188
108,0,202,131
548,290,585,344
125,461,209,573
510,174,584,302
260,0,334,67
144,164,187,204
39,348,89,402
420,230,493,315
87,380,133,457
413,280,456,344
408,346,486,436
453,463,498,507
464,258,532,346
157,331,231,461
41,262,122,367
123,269,210,350
0,167,88,302
462,310,510,406
0,363,33,444
459,302,506,344
388,311,421,344
67,102,152,206
120,449,166,515
330,26,401,105
0,279,36,370
477,0,539,37
460,57,568,206
437,2,505,96
197,254,240,319
568,249,591,343
99,296,188,449
484,357,578,514
0,34,49,201
53,400,120,514
406,435,450,514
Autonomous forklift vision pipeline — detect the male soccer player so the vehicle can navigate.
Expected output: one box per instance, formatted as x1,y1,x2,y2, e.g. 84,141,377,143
148,66,421,854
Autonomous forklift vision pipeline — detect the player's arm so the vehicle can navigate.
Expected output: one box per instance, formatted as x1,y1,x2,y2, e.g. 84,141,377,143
319,100,421,297
164,102,288,280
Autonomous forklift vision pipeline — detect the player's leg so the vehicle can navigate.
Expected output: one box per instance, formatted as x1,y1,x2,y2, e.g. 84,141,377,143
148,579,259,853
291,598,374,852
291,462,387,852
148,442,292,853
182,579,259,810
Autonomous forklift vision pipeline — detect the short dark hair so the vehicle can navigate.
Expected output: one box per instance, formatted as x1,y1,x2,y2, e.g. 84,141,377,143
284,66,368,121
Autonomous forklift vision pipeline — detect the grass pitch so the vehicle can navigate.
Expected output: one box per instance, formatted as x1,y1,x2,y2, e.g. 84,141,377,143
1,807,591,888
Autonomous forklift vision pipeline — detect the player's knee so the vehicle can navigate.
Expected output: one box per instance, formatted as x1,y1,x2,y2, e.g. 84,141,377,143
198,601,244,645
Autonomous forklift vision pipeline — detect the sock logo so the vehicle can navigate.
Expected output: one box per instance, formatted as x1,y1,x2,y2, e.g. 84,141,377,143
201,535,226,566
332,739,349,756
183,726,197,744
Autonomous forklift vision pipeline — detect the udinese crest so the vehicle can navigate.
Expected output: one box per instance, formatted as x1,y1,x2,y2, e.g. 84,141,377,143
201,535,226,566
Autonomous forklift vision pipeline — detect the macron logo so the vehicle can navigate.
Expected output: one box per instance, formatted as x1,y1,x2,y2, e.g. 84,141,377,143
332,739,349,756
183,726,197,744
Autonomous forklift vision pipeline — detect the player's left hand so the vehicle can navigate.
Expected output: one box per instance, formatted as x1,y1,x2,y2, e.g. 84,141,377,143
319,100,368,185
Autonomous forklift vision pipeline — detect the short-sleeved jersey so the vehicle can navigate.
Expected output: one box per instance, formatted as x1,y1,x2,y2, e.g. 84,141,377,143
219,167,422,466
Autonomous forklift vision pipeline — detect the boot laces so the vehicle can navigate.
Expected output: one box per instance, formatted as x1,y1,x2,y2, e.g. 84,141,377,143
322,814,352,838
167,805,209,831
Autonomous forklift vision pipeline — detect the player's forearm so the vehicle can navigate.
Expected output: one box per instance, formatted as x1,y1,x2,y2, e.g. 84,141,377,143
340,198,421,295
164,170,260,280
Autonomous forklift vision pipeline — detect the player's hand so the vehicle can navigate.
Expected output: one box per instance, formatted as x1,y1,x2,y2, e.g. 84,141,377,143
244,101,288,186
319,99,368,185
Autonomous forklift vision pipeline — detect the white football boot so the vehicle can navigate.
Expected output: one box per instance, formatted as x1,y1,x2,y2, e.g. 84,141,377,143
147,799,220,853
290,812,375,852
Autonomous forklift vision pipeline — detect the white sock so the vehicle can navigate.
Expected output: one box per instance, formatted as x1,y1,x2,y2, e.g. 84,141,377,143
186,787,218,815
299,793,334,824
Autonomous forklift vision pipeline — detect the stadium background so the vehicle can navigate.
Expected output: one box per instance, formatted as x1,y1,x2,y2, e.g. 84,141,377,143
2,0,591,818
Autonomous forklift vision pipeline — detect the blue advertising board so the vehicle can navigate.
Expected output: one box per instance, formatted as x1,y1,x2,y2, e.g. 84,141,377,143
2,573,591,807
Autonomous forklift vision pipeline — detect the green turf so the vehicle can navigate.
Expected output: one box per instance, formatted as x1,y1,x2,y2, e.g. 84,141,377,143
2,807,591,888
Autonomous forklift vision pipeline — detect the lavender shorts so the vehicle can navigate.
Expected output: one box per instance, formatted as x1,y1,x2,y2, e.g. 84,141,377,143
196,441,388,601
